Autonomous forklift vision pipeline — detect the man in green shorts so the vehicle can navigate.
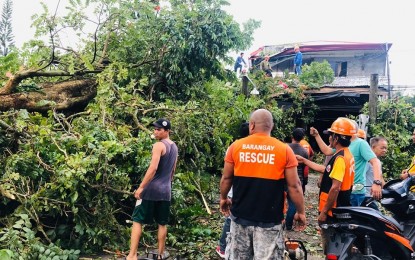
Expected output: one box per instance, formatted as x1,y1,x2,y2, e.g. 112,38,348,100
126,118,178,260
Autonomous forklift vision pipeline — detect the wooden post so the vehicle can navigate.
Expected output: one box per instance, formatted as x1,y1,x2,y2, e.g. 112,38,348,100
369,74,378,124
242,75,248,97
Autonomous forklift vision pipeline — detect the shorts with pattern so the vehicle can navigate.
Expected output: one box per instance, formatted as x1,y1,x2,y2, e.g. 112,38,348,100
225,220,284,259
132,200,170,225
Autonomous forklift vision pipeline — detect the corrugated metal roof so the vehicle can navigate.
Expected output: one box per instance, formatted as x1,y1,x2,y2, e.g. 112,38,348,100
324,76,390,87
250,41,392,59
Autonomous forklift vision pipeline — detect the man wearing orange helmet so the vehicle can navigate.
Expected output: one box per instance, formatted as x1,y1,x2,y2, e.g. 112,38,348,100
357,129,366,140
299,117,356,253
310,120,382,206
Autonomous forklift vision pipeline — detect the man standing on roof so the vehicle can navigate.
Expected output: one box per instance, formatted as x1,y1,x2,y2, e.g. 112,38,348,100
234,52,247,73
293,45,303,75
260,55,273,77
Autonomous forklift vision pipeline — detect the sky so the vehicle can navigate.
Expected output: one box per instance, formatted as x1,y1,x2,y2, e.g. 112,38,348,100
223,0,415,87
3,0,415,86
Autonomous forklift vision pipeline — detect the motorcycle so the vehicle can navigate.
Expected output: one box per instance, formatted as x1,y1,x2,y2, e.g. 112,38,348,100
323,175,415,259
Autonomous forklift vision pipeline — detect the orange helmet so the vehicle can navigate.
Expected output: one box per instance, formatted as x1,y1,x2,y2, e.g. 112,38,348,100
327,117,357,136
357,129,366,139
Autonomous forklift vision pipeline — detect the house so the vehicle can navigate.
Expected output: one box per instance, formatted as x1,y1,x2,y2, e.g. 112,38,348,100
249,41,392,144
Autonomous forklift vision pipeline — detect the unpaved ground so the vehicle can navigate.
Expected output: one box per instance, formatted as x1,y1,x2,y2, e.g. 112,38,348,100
285,172,324,259
81,173,325,260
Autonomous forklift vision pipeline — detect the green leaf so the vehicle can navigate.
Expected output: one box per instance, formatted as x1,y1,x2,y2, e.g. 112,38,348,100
70,191,78,203
12,223,22,229
0,250,13,260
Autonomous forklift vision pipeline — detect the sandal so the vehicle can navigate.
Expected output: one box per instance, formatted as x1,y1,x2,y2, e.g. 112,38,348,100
157,251,170,260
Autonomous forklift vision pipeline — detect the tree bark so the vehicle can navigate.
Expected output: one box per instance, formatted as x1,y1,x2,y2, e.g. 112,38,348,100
0,79,97,112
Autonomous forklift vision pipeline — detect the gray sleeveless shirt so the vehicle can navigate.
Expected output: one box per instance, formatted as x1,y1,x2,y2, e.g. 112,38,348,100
141,139,178,201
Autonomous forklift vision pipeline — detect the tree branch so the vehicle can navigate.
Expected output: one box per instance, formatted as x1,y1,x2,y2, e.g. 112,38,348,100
86,181,132,195
0,118,31,138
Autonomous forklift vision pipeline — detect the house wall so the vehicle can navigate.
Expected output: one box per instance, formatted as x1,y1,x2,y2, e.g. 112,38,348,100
267,50,388,77
314,53,387,77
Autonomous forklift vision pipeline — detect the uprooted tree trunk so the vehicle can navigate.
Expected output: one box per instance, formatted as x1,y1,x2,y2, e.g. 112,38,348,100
0,69,99,112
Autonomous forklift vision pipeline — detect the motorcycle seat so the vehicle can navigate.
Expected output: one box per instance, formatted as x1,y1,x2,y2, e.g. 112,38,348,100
335,207,404,232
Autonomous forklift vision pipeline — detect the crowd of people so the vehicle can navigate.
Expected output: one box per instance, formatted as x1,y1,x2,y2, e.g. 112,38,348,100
215,110,414,259
124,110,415,259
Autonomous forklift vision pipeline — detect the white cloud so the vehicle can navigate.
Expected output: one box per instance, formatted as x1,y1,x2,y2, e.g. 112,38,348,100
225,0,415,86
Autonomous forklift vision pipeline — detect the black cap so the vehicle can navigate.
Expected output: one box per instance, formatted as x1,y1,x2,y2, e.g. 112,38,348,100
152,118,171,130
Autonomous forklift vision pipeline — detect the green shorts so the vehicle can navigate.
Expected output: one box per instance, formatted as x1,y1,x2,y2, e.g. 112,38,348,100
132,200,170,225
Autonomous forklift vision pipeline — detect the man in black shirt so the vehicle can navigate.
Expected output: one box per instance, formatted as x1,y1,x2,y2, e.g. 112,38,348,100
286,128,309,230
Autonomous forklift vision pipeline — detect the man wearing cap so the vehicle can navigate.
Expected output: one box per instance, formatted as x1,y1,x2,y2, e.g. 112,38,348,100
300,117,355,253
220,109,306,259
127,118,178,260
310,120,382,206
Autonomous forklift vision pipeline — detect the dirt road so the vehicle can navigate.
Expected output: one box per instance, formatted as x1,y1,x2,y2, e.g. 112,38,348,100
285,172,324,259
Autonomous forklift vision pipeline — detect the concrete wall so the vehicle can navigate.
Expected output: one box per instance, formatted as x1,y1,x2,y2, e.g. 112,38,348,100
314,53,387,77
269,51,388,77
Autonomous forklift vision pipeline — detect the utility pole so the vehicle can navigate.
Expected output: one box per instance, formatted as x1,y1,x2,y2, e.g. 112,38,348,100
242,75,248,97
369,74,378,124
385,43,391,99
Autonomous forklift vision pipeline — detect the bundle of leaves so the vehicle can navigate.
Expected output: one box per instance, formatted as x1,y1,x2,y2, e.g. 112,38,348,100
362,96,415,179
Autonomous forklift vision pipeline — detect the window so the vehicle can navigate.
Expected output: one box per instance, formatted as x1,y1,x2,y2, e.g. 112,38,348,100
335,62,348,77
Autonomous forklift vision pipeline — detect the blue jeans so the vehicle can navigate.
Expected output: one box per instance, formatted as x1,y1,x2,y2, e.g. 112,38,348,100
295,65,302,75
350,193,365,206
234,64,242,73
219,217,231,252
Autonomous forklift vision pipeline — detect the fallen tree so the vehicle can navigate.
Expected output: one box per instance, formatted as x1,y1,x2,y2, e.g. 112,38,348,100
0,76,97,111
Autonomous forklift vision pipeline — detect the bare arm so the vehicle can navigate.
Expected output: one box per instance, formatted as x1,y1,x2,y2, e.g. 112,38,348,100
369,157,382,200
220,161,234,216
296,155,325,173
170,158,178,181
310,127,334,156
134,142,164,199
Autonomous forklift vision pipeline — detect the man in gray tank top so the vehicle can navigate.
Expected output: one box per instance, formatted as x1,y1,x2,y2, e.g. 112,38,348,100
126,118,178,260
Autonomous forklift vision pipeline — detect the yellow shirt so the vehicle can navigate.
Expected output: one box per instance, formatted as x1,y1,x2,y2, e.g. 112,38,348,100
408,155,415,174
